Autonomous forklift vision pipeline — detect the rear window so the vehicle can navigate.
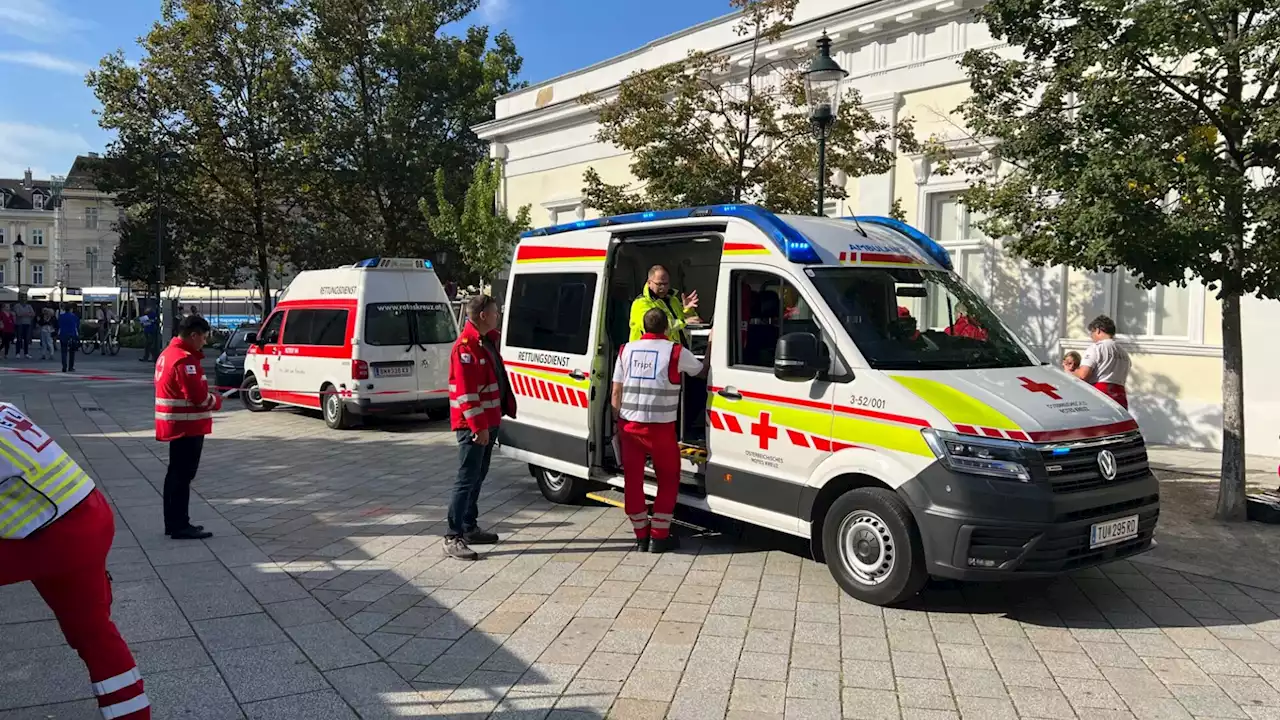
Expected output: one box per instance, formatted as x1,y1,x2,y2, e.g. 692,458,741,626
225,326,259,350
364,303,457,346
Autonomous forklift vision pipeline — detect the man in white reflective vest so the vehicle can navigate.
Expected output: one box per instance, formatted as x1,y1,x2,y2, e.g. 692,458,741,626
0,402,150,719
611,308,707,553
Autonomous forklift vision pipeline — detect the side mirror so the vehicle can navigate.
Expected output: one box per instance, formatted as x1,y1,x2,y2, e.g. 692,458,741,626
774,332,823,382
244,332,259,345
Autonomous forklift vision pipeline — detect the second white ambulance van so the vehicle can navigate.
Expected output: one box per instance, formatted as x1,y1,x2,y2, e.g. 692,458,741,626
497,205,1159,606
241,258,457,429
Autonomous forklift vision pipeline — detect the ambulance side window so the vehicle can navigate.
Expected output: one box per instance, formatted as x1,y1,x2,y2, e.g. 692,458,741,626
730,270,816,368
259,312,285,344
506,273,597,354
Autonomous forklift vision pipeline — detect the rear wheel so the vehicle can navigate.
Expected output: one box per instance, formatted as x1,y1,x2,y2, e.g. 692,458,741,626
426,406,449,422
323,385,353,429
822,487,927,607
240,374,275,412
534,466,589,504
82,340,98,355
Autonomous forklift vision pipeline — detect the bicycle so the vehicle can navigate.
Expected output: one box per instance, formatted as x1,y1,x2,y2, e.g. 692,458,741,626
81,323,120,356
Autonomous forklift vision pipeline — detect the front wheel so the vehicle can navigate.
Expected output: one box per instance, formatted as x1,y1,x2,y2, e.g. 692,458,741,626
107,337,120,356
240,375,275,412
82,340,98,355
323,386,353,429
534,466,589,504
822,487,928,607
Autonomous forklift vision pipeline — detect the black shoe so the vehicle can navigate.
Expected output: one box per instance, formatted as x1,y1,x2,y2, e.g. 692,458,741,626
462,528,499,545
650,535,680,554
170,526,213,540
166,525,205,536
634,537,650,553
444,535,478,560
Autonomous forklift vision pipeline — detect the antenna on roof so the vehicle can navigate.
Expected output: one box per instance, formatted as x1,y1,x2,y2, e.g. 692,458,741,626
849,214,867,237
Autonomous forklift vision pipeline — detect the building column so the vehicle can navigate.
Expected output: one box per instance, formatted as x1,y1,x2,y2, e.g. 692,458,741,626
857,92,901,216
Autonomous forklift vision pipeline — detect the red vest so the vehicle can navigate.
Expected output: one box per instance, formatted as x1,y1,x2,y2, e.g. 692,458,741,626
155,338,222,441
449,322,516,432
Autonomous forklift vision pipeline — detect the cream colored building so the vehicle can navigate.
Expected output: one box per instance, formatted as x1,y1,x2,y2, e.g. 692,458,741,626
474,0,1280,456
58,153,122,289
0,169,57,289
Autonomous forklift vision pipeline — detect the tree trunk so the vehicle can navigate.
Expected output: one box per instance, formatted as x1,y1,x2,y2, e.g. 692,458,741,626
1216,290,1247,520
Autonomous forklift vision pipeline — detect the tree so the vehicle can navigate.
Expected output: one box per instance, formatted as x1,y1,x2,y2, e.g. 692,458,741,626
581,0,917,216
89,0,315,311
421,160,530,287
956,0,1280,519
299,0,523,264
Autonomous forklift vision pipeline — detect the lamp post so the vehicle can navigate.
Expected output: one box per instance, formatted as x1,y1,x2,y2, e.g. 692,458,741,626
155,150,179,341
803,33,848,217
13,236,25,292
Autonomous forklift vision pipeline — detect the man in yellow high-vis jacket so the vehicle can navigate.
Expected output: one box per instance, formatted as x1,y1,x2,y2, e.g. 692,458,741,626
0,402,150,719
628,265,700,344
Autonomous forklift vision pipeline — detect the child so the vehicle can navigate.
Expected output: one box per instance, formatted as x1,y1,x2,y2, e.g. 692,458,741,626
1062,350,1082,374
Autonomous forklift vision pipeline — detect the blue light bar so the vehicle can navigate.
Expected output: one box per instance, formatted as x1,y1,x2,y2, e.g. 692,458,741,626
845,216,954,271
520,204,823,264
353,257,433,269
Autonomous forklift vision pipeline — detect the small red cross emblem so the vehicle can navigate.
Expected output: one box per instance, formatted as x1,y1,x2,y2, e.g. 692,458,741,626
750,411,779,450
1018,376,1061,400
2,410,51,452
262,359,271,377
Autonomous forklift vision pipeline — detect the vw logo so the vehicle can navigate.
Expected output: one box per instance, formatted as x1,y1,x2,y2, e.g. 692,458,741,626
1097,450,1118,480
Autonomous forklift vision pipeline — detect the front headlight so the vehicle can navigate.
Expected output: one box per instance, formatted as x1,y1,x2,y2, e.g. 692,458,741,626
921,429,1031,482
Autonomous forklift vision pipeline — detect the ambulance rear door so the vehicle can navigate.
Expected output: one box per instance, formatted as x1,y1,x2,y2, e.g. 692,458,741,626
402,268,456,400
356,270,420,401
499,230,610,478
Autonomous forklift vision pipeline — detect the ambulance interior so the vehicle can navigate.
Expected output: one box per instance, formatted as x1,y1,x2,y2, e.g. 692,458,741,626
600,231,724,481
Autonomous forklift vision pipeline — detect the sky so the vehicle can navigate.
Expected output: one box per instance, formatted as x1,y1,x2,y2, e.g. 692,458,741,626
0,0,732,180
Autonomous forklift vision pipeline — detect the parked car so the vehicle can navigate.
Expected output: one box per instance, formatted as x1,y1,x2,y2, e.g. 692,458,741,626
214,323,260,392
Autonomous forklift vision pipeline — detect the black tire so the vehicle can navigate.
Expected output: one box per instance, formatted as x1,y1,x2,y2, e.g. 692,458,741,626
426,407,449,422
822,487,928,606
322,385,353,429
82,341,98,355
240,374,275,412
534,466,589,504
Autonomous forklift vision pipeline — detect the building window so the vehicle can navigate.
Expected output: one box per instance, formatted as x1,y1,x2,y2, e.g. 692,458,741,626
85,207,99,229
0,264,5,283
0,228,5,245
31,264,44,285
1111,269,1191,339
31,229,44,246
33,193,45,210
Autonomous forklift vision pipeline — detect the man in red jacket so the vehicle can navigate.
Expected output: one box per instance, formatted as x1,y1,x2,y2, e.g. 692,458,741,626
446,295,516,560
154,315,221,540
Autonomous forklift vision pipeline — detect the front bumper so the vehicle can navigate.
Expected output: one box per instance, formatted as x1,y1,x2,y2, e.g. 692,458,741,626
341,395,448,416
898,462,1159,581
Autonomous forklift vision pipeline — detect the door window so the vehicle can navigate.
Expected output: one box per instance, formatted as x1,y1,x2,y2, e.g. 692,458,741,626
281,309,348,346
259,312,285,344
506,273,597,354
730,270,817,368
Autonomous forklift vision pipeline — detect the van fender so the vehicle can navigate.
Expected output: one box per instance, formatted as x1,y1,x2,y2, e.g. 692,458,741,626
799,447,928,561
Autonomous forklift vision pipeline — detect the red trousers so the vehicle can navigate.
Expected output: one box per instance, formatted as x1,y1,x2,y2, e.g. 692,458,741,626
1094,382,1129,409
619,420,680,540
0,490,150,719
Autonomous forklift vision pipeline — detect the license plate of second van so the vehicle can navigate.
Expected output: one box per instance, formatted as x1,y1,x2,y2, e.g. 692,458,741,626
374,365,413,378
1089,515,1139,548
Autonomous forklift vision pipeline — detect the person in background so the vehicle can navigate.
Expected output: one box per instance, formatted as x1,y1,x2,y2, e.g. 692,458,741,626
38,307,56,361
444,295,517,561
629,265,699,344
139,306,160,362
1062,350,1082,374
1074,315,1131,409
13,295,35,359
0,402,152,719
0,304,14,358
445,279,458,301
944,302,989,341
58,304,80,372
155,315,221,540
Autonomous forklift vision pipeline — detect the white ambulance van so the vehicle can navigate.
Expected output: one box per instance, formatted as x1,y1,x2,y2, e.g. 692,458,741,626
241,258,457,429
498,205,1159,606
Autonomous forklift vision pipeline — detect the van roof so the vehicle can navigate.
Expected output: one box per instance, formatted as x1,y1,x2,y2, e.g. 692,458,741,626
518,204,953,271
347,258,435,270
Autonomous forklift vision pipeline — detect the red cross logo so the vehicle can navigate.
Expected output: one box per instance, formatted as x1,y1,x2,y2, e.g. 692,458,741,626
1018,376,1061,400
2,410,51,451
262,358,271,377
750,411,779,450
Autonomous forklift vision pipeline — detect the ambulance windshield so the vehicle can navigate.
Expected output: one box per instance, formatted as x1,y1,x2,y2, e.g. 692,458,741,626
809,267,1035,370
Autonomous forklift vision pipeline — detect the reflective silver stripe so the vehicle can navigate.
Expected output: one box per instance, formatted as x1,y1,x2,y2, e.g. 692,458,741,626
155,398,195,407
454,393,480,402
448,384,458,392
92,668,141,696
651,512,673,520
462,407,484,419
155,411,213,421
627,512,648,520
449,400,461,408
482,400,501,409
481,383,500,392
625,387,680,398
100,692,149,719
651,520,671,529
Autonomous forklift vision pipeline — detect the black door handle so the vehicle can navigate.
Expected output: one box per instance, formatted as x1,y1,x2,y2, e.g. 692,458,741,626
717,387,742,400
569,369,588,381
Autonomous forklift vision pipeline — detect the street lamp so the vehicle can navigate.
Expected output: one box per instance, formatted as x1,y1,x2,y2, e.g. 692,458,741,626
12,236,25,291
803,32,848,217
155,150,179,340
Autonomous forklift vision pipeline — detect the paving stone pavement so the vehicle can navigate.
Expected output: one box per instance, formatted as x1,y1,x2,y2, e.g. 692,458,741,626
3,371,1280,720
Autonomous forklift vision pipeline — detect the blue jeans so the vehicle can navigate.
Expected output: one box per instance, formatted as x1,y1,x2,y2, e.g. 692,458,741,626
449,428,495,536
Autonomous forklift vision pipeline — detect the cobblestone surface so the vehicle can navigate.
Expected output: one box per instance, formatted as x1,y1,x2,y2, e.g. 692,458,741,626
3,367,1280,719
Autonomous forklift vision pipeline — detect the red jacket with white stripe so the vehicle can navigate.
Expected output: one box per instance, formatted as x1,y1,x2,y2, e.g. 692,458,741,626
449,321,516,433
155,337,222,441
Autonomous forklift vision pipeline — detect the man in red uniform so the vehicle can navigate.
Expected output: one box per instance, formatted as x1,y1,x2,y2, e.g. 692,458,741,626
446,295,516,560
154,315,221,540
611,309,707,553
0,402,151,719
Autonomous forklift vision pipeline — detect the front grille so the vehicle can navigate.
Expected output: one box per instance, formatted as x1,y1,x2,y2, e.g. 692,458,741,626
1032,433,1150,494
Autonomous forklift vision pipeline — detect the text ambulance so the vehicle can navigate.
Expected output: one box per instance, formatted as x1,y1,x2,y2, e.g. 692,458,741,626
497,205,1158,606
241,258,457,429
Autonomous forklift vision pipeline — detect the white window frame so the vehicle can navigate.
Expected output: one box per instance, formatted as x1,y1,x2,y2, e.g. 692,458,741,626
30,228,43,246
32,193,45,210
85,206,99,229
0,228,5,245
540,196,585,226
31,264,43,285
0,264,5,283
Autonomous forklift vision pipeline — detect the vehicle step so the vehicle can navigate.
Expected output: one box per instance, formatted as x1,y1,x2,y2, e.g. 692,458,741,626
584,488,709,533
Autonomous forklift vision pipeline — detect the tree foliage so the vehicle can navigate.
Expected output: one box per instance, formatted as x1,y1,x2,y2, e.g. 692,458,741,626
299,0,523,267
581,0,917,216
956,0,1280,519
422,160,531,286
